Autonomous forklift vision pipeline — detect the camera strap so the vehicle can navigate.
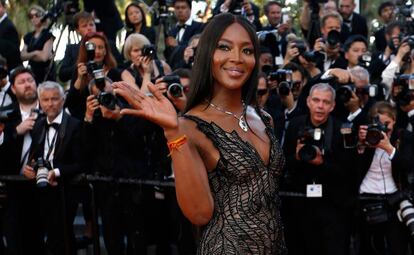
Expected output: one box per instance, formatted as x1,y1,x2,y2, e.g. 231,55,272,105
45,126,59,162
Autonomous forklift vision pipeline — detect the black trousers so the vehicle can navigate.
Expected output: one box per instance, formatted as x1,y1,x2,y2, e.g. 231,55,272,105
281,196,352,255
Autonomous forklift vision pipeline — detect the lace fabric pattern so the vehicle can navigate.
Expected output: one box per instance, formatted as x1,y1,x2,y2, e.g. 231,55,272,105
183,114,287,255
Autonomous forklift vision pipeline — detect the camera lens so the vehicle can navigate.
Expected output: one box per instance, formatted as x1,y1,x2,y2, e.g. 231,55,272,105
298,144,318,162
168,83,184,98
365,128,383,146
97,92,116,110
278,82,291,96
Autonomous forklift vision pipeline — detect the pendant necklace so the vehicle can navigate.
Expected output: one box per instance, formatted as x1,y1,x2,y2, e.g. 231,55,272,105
209,101,249,132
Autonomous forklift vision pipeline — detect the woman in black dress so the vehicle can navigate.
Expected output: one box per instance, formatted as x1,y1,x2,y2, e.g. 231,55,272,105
21,5,55,84
114,13,287,254
124,3,156,44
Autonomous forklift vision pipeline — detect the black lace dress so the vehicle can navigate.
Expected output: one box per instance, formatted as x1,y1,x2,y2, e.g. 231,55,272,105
184,114,287,255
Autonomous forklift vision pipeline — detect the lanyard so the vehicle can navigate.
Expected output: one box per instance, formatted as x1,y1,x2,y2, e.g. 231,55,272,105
45,128,58,161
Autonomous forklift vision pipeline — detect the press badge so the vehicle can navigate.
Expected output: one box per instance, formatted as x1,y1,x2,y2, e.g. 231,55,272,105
306,184,322,197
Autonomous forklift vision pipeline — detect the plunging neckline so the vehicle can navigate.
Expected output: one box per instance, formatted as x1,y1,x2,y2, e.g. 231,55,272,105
184,114,274,169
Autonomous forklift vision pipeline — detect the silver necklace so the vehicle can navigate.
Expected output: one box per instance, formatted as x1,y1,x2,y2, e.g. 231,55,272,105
209,101,248,132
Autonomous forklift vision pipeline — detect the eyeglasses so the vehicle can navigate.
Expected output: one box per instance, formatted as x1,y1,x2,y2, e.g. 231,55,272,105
257,89,269,96
28,12,42,19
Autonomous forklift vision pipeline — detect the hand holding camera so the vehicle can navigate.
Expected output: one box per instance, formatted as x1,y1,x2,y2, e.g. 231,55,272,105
358,122,393,154
16,115,37,135
23,164,36,180
85,95,100,122
295,138,324,165
395,42,411,64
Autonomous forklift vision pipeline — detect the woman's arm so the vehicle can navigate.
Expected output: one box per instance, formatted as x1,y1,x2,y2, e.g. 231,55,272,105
30,38,53,62
113,81,214,225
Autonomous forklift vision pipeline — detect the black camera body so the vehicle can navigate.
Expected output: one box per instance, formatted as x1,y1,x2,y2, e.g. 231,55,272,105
325,30,341,47
365,117,388,146
85,41,97,75
336,84,355,104
293,40,325,65
298,127,324,162
0,65,7,80
269,69,293,96
142,45,157,59
33,157,51,188
393,74,414,106
163,75,183,98
0,106,13,123
358,52,372,68
92,69,117,110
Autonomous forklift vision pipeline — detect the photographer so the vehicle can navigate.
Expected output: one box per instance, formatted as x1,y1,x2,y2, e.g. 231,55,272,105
283,83,355,255
338,0,368,38
0,67,45,254
65,32,121,120
0,55,16,109
382,35,414,98
22,81,82,255
269,62,308,144
258,1,293,59
121,33,171,93
213,0,262,30
83,78,154,254
356,101,413,255
164,0,204,60
373,1,396,52
168,33,200,70
21,5,55,84
58,11,123,83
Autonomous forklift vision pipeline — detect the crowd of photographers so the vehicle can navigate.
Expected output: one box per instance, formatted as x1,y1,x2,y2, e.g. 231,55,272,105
1,0,414,254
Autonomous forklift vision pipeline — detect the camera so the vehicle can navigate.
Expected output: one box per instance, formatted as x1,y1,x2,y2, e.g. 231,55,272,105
269,69,293,96
393,74,414,106
0,107,13,123
163,75,184,98
325,30,341,48
257,30,281,47
0,65,7,80
355,84,379,98
231,0,244,15
33,157,51,188
298,127,324,162
92,70,117,110
365,116,389,146
142,44,157,59
293,40,325,65
398,200,414,236
85,41,98,74
358,52,372,68
336,84,355,104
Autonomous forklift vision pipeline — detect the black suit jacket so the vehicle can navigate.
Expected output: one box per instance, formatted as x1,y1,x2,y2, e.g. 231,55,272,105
0,103,40,175
348,12,368,38
28,112,82,179
0,16,19,47
84,0,123,42
261,25,289,57
374,26,387,53
167,20,204,47
283,115,356,208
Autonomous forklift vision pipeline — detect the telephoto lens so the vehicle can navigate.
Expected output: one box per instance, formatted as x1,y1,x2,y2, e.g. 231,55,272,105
398,200,414,236
34,157,49,188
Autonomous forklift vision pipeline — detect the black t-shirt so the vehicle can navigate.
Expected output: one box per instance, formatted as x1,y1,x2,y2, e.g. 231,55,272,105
23,29,55,83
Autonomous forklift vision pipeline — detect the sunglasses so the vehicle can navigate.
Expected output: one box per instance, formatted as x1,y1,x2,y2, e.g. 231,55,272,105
28,12,42,19
257,89,269,96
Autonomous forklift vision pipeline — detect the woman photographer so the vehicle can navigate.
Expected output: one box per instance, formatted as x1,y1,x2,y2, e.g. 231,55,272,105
121,33,171,92
21,5,55,84
356,101,413,255
124,2,156,44
114,13,287,254
65,32,120,119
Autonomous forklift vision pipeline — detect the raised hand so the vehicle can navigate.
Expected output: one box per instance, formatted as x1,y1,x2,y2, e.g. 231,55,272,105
113,81,179,130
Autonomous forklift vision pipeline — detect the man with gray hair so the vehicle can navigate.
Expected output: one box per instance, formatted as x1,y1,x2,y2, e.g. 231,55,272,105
282,83,356,255
22,80,82,255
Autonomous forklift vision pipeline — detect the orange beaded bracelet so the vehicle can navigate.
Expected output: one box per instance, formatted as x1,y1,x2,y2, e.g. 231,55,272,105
167,135,188,156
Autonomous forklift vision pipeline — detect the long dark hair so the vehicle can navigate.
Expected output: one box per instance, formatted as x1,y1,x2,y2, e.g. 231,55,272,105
125,3,147,30
185,13,260,112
